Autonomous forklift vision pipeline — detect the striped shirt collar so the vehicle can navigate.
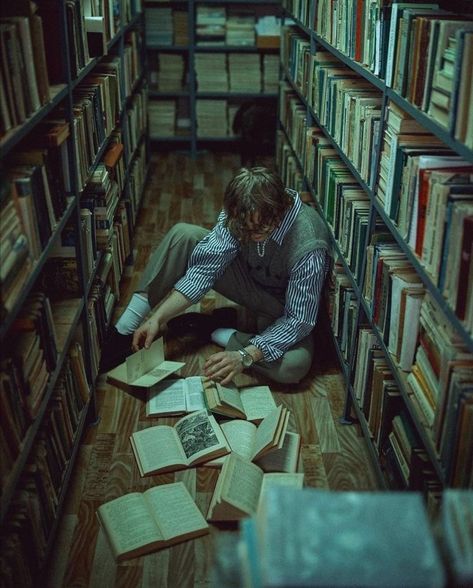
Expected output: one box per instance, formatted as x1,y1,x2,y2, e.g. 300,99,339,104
270,189,301,245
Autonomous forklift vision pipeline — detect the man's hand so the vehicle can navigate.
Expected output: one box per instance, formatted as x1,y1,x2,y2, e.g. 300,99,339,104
132,315,161,351
204,350,244,385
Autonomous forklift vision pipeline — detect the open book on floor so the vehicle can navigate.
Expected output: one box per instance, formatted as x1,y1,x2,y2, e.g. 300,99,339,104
96,481,209,561
203,379,277,422
207,452,304,522
146,376,206,416
106,337,185,392
130,409,230,475
205,405,292,467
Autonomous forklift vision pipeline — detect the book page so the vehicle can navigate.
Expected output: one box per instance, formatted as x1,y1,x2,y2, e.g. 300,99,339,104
255,431,301,473
217,383,245,413
97,493,163,558
252,405,283,459
221,453,264,516
220,420,257,460
185,376,206,412
126,338,164,383
240,386,276,422
131,426,187,474
258,473,305,512
145,482,208,541
147,379,187,416
174,410,228,463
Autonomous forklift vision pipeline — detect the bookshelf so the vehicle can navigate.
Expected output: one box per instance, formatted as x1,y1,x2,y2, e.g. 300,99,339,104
145,0,281,155
0,0,148,582
278,1,473,500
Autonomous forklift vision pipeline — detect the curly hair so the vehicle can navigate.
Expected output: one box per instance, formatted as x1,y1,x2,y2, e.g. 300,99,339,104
223,167,292,240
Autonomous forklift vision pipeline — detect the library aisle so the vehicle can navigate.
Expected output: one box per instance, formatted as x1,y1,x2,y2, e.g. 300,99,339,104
46,152,378,587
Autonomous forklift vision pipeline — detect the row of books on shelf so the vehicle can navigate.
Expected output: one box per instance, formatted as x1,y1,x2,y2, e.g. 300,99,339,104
0,2,143,140
275,132,473,490
149,97,263,138
278,62,473,335
144,5,280,48
194,52,279,93
282,13,473,154
332,259,473,489
0,340,90,585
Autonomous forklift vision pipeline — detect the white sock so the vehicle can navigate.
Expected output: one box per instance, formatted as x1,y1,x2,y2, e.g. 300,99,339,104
115,293,151,335
211,327,237,348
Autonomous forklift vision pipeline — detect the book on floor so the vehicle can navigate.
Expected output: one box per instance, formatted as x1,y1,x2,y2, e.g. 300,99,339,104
96,481,209,561
146,376,206,416
207,452,304,522
203,379,277,422
106,337,185,391
205,405,292,467
130,409,230,475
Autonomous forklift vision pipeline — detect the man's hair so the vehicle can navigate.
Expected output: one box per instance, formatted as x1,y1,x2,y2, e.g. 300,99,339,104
223,167,291,238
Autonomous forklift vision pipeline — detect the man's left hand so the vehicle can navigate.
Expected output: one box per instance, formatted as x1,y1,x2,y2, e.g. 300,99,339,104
203,350,243,386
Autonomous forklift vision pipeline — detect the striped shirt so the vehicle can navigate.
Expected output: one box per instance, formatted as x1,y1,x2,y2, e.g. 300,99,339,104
174,191,327,362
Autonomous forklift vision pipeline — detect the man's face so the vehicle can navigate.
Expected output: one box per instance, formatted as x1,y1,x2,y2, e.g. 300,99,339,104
240,212,275,242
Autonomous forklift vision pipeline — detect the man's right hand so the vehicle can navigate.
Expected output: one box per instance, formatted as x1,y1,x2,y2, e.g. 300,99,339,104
132,315,161,351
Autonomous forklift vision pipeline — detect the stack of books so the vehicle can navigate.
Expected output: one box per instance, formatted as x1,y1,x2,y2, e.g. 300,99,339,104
156,54,185,92
148,100,176,137
173,9,189,45
196,6,226,46
263,54,280,93
226,9,255,46
145,7,173,45
195,53,228,92
228,53,261,93
196,100,228,137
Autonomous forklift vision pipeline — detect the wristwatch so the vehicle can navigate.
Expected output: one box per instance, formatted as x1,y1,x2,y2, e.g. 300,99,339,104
238,348,254,368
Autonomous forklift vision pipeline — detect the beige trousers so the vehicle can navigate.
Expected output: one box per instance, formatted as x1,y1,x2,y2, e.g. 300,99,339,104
137,223,314,384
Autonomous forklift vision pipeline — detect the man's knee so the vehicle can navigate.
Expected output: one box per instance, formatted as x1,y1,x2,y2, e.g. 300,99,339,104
168,222,206,245
257,350,312,385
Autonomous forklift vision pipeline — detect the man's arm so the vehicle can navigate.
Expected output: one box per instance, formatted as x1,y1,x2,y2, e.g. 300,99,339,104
249,249,328,362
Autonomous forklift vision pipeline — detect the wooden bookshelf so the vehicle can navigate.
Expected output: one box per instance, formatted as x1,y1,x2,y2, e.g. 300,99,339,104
278,0,473,497
0,0,149,583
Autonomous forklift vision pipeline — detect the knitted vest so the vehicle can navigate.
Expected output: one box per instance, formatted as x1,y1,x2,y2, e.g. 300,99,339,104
239,203,332,301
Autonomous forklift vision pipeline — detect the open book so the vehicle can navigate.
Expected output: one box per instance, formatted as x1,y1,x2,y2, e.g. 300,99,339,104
207,452,304,522
130,409,230,475
96,482,209,561
203,379,277,422
146,376,206,416
106,337,185,391
205,405,292,467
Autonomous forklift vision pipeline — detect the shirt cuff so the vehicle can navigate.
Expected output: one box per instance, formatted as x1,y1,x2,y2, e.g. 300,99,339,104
174,276,205,304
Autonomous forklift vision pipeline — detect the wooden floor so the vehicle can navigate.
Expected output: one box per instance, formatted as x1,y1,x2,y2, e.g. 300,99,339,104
46,152,379,587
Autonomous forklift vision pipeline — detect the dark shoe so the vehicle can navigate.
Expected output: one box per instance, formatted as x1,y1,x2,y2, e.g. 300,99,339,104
99,326,133,373
167,307,238,343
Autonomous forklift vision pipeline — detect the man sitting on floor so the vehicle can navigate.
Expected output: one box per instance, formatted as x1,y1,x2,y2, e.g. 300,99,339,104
100,167,332,385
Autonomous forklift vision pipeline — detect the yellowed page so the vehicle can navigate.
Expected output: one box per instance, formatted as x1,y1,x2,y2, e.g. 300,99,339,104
144,482,208,541
206,420,257,466
240,386,277,422
126,338,164,383
255,431,301,473
131,426,186,474
217,383,245,412
258,472,305,512
97,493,163,559
251,405,283,459
220,453,264,516
147,379,187,416
174,410,229,464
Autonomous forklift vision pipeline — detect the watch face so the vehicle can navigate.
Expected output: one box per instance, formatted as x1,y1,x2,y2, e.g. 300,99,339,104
240,349,253,368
